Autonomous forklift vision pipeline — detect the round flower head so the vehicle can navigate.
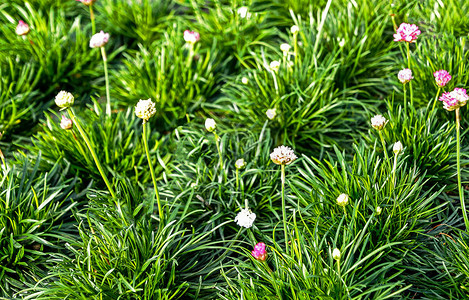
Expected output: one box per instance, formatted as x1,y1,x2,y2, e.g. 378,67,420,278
393,23,421,43
376,206,382,215
270,145,297,165
251,242,267,261
205,118,216,132
237,6,251,19
241,77,249,84
280,43,291,55
76,0,97,5
451,88,469,107
439,92,459,111
371,114,388,131
269,60,280,72
55,91,74,109
234,208,256,228
135,98,157,121
393,141,403,155
235,158,246,169
291,25,299,34
60,115,73,130
184,30,200,44
266,108,277,120
90,31,110,48
16,20,30,36
397,68,413,84
336,193,349,207
332,248,341,261
433,70,451,87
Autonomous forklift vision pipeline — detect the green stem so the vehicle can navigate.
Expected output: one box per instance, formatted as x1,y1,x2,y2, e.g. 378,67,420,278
101,47,111,117
379,131,391,169
186,43,194,68
293,33,298,65
403,83,407,113
456,108,469,230
143,121,163,221
406,43,413,107
392,153,398,188
214,132,224,171
236,168,239,190
68,108,116,198
431,87,441,114
281,164,288,252
89,4,96,35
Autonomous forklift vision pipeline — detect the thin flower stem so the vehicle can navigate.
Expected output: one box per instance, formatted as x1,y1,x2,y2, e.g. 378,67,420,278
89,4,96,35
101,47,111,116
281,164,289,252
403,83,407,113
392,153,398,188
143,121,163,221
67,108,116,198
214,132,224,171
431,87,441,114
406,43,413,107
379,131,391,169
456,108,469,230
293,33,298,65
236,169,239,190
186,43,194,68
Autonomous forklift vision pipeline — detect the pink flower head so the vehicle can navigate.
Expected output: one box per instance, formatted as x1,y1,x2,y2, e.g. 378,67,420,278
16,20,30,36
452,88,469,107
433,70,451,87
393,23,421,43
397,68,413,84
76,0,96,5
251,242,267,261
184,30,200,44
438,89,468,112
89,31,110,48
60,115,73,130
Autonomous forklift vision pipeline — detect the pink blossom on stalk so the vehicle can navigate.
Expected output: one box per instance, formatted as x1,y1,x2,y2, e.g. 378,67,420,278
183,30,200,44
433,70,452,87
452,88,469,107
397,68,413,84
251,242,267,261
89,31,110,48
60,115,73,130
16,20,30,36
76,0,96,5
393,23,421,43
439,88,469,111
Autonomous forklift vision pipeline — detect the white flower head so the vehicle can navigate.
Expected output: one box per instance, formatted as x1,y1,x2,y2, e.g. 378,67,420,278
280,43,291,55
135,98,156,121
205,118,216,132
237,6,251,19
235,158,246,169
376,206,382,215
241,77,249,84
291,25,299,34
55,91,74,109
397,68,413,84
269,60,280,72
332,248,341,261
451,88,469,107
371,114,388,131
336,193,349,207
393,141,403,155
270,145,297,165
184,30,200,44
266,108,277,120
234,208,256,228
90,30,110,48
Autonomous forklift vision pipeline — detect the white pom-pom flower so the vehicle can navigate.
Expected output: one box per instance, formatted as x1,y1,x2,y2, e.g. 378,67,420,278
55,91,74,109
266,108,277,120
205,118,216,132
270,145,297,165
269,61,280,72
234,208,256,228
235,158,246,169
135,98,156,122
371,114,388,131
90,31,110,48
291,25,299,34
393,141,403,155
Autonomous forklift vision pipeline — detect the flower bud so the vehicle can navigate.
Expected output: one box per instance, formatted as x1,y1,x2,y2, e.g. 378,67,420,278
205,118,216,132
393,141,403,155
269,61,280,72
336,193,349,207
235,158,246,169
60,115,73,130
16,20,30,36
376,206,382,215
266,108,276,120
184,30,200,44
332,248,341,261
55,91,74,109
280,43,291,55
251,242,267,261
291,25,299,34
241,77,249,84
90,31,110,48
76,0,97,5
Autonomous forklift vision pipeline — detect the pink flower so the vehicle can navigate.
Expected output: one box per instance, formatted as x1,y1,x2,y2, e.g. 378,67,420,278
251,242,267,261
393,23,421,43
452,88,469,106
439,88,468,111
397,68,413,84
16,20,30,36
89,31,110,48
60,115,73,130
76,0,96,5
184,30,200,44
433,70,451,87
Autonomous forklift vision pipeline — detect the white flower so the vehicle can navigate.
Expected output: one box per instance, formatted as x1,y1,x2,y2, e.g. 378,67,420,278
338,38,345,47
235,158,246,169
270,145,297,165
393,141,403,155
135,99,156,121
371,114,388,131
376,206,382,215
184,30,200,44
205,118,216,132
266,108,277,120
451,88,469,107
241,77,249,84
291,25,299,34
397,68,413,84
89,31,110,48
280,43,291,55
16,20,30,36
336,193,349,207
237,6,251,19
234,208,256,228
332,248,341,260
55,91,74,109
269,60,280,72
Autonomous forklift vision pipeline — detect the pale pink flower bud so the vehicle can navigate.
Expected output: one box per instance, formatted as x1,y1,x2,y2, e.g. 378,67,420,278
184,30,200,44
60,115,73,130
397,69,413,84
76,0,97,5
332,248,341,260
16,20,30,36
371,114,388,130
433,70,451,87
393,23,421,43
251,242,267,261
89,31,110,48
